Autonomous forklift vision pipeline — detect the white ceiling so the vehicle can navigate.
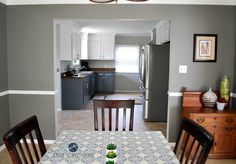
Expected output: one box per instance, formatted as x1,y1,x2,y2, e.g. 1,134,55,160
72,19,158,36
1,0,236,5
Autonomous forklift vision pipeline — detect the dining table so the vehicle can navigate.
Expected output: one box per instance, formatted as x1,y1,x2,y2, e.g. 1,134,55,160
39,130,180,164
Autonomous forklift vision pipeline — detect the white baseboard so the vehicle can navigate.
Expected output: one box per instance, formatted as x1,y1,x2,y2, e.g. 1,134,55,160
115,90,141,93
168,142,176,147
0,144,6,152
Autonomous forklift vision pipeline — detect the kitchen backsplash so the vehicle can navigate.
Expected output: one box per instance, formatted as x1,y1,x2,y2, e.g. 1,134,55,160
83,60,115,68
60,60,81,73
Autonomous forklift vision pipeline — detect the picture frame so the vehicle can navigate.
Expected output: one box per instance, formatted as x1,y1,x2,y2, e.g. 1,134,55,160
193,34,217,62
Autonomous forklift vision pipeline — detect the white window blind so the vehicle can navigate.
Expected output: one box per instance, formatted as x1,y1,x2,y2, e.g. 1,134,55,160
115,45,140,73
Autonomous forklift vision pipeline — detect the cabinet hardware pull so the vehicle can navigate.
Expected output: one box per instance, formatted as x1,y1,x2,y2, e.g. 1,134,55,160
225,127,233,131
196,118,205,123
225,118,233,123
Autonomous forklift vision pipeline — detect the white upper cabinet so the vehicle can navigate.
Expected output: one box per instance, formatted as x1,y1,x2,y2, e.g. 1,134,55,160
80,32,88,60
102,34,115,60
60,21,81,60
155,20,170,45
88,33,115,60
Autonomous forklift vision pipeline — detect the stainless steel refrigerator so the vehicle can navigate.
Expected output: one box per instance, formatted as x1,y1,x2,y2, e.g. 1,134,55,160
139,43,170,122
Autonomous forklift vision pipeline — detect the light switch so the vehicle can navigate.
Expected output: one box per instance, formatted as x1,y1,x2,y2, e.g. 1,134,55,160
179,65,187,73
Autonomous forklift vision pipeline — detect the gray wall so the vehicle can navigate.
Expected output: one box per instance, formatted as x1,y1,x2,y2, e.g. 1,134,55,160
0,2,9,145
233,10,236,108
115,35,151,92
6,5,236,141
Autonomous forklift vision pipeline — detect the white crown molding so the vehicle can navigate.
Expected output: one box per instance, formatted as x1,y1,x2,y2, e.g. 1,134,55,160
4,0,236,6
0,0,6,4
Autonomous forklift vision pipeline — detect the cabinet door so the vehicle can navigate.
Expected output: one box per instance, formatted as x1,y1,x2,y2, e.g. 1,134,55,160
83,77,89,104
102,34,115,60
96,73,105,92
88,33,101,60
81,32,88,60
104,73,115,93
72,32,81,60
91,73,96,96
60,23,72,60
212,132,234,155
62,79,83,110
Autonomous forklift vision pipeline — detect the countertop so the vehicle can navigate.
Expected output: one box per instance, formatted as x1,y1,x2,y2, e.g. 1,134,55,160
61,71,95,79
61,68,116,79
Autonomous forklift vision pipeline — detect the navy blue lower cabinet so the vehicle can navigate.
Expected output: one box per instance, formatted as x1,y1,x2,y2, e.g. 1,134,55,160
62,78,84,110
96,72,115,94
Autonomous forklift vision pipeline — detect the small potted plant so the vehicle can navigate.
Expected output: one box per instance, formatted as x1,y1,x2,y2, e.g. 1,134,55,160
106,143,117,154
106,151,117,164
216,98,227,110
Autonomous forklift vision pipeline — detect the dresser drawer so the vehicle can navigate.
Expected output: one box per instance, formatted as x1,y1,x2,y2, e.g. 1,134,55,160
191,115,236,125
204,125,236,133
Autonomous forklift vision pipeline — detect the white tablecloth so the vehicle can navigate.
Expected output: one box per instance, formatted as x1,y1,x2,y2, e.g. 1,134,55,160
40,130,179,164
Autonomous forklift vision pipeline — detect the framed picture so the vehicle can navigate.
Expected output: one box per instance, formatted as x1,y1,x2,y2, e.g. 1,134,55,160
193,34,217,62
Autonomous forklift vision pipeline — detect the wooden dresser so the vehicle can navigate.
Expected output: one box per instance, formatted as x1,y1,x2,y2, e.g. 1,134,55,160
182,91,236,159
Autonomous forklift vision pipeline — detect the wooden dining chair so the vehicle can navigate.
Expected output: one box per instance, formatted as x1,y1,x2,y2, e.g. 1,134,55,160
93,99,135,131
2,115,46,164
174,118,214,164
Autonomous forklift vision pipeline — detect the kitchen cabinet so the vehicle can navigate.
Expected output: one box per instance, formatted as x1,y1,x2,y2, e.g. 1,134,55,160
81,32,88,60
60,22,81,60
153,20,170,45
88,73,96,99
62,78,84,110
88,33,115,60
96,72,115,93
83,76,89,104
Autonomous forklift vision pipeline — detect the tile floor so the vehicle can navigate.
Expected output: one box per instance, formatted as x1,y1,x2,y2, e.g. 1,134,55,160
57,93,167,136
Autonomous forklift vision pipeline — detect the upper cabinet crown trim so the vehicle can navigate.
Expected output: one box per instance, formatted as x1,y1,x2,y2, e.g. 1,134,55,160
3,0,236,6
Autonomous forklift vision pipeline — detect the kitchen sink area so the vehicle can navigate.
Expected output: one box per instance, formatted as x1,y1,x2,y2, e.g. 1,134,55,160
61,68,115,110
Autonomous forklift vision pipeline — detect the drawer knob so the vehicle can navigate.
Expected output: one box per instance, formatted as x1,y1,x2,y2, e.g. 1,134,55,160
225,127,233,131
196,118,205,123
225,118,233,123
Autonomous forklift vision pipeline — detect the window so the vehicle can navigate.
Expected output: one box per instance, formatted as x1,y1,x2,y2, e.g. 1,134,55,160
115,45,140,73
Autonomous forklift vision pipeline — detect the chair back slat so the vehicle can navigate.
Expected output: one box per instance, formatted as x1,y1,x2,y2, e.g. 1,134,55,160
22,137,34,163
29,132,40,161
2,115,46,164
174,118,214,164
17,141,27,163
191,143,200,164
129,107,134,131
94,107,98,130
180,133,190,163
109,108,112,131
93,99,135,131
102,108,105,131
185,138,196,164
115,108,119,131
123,108,126,131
